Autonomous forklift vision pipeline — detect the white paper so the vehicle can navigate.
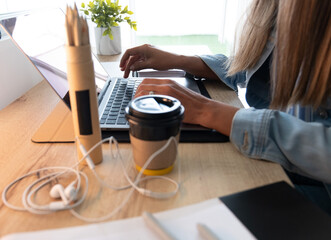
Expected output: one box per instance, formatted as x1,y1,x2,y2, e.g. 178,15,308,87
2,198,256,240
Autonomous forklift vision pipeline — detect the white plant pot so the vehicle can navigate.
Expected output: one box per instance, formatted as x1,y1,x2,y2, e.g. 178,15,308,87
95,26,122,55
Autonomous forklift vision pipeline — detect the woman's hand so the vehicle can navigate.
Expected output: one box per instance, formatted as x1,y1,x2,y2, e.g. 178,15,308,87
119,44,180,78
120,44,220,80
135,78,239,136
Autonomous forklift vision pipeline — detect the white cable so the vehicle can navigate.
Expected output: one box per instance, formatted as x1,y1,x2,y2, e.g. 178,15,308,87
2,135,181,223
99,136,180,198
69,181,136,222
70,136,180,222
2,167,77,211
25,170,88,213
116,137,180,199
81,136,180,198
25,167,82,212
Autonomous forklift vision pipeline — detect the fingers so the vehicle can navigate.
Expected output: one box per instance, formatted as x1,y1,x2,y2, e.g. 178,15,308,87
134,84,188,108
120,44,177,78
135,79,171,98
134,89,156,98
136,78,196,96
120,48,142,78
135,79,197,103
122,55,141,78
134,79,206,125
119,45,145,68
135,79,176,94
120,45,153,78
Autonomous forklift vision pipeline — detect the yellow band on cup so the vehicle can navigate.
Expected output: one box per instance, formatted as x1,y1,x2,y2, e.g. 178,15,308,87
135,164,174,176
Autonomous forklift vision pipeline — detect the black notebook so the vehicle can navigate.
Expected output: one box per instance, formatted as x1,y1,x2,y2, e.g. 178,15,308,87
220,181,331,240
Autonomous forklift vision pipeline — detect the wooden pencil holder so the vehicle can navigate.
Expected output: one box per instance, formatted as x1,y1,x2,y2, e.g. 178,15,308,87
66,44,103,165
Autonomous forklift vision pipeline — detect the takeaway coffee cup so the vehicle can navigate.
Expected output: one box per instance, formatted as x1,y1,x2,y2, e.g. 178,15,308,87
125,95,184,175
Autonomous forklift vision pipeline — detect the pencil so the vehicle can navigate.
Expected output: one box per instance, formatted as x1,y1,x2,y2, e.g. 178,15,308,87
72,6,81,46
197,223,220,240
142,211,176,240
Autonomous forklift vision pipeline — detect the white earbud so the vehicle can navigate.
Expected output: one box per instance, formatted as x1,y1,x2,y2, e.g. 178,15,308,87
50,184,65,199
50,182,78,202
50,184,72,205
64,182,78,201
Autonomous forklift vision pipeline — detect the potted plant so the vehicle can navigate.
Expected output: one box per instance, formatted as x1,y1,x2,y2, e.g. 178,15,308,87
81,0,137,55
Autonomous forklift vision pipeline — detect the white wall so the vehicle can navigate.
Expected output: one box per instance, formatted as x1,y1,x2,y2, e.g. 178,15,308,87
134,0,225,36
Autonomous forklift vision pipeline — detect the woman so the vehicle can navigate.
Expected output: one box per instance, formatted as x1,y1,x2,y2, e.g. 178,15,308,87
120,0,331,214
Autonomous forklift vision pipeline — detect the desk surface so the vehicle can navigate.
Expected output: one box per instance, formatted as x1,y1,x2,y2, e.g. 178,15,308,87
0,63,290,237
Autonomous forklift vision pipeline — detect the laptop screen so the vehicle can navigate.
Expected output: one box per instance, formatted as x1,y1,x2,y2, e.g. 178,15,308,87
0,8,109,107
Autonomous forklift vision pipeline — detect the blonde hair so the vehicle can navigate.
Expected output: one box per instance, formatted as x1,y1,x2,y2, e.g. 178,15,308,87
270,0,331,109
229,0,331,109
227,0,278,75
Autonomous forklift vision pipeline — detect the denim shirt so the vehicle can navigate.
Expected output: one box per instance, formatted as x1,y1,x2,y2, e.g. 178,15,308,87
199,44,331,184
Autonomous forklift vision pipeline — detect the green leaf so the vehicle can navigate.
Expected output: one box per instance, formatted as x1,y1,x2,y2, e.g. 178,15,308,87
103,29,109,35
81,0,137,30
108,32,114,40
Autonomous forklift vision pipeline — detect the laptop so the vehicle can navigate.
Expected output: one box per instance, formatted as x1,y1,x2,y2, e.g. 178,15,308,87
0,8,228,142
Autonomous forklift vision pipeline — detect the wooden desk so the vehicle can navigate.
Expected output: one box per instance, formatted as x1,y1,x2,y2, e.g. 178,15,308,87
0,69,291,237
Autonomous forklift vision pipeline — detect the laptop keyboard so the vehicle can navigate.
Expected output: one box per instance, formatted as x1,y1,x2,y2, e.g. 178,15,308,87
100,78,142,126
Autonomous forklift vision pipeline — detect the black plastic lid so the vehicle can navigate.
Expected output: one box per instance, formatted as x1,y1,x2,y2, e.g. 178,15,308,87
126,95,184,120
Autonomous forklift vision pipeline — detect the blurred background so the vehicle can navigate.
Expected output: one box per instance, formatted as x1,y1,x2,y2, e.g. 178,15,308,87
0,0,251,56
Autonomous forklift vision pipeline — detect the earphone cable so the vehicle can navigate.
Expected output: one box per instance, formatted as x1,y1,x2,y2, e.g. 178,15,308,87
3,167,78,211
2,135,181,222
25,170,88,213
69,136,180,222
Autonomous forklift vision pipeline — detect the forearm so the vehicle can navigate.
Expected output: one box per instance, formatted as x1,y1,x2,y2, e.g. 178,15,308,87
231,108,331,183
199,99,239,136
172,55,220,80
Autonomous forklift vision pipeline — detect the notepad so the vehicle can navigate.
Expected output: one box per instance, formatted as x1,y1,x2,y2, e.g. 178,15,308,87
1,198,255,240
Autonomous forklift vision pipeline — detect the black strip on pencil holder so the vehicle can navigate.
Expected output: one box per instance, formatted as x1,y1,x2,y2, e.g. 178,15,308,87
76,90,93,135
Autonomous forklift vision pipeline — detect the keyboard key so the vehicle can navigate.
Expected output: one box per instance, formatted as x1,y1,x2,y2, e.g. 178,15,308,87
106,119,116,124
117,117,127,125
101,78,142,126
